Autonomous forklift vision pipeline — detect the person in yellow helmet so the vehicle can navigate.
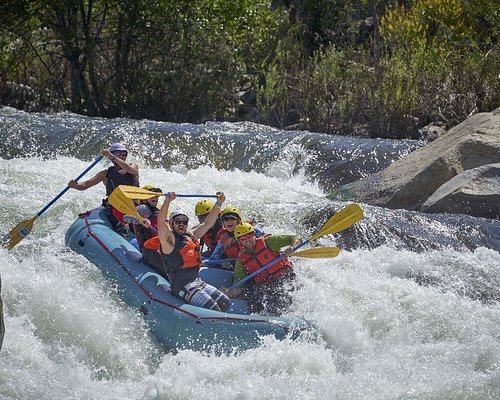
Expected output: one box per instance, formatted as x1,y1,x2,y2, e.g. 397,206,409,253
194,199,223,257
206,206,265,267
223,222,301,315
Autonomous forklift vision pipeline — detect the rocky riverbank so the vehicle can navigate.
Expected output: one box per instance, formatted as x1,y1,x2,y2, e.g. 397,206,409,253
328,108,500,220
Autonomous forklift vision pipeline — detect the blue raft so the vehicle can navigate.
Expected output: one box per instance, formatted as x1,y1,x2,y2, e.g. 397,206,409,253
65,208,312,352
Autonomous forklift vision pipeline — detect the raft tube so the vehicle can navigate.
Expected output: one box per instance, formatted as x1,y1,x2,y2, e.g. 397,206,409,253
65,208,313,352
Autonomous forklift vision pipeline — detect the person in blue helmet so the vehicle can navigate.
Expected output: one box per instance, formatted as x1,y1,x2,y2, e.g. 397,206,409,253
157,192,231,312
68,143,140,234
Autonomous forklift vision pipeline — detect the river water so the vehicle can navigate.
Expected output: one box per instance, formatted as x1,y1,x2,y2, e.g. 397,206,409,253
1,107,499,399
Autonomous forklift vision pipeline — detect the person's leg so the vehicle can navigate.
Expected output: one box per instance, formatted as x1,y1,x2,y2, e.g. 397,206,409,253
179,280,230,312
190,284,230,312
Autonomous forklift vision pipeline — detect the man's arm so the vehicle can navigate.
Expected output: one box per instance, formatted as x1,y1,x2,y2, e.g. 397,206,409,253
265,235,300,254
102,148,139,176
114,158,139,176
68,170,106,190
158,192,175,254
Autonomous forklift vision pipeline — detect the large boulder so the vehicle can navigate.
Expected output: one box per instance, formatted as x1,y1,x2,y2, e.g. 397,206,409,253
421,163,500,219
328,108,500,218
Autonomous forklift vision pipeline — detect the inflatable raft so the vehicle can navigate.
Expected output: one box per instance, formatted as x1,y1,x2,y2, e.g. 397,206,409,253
65,208,312,352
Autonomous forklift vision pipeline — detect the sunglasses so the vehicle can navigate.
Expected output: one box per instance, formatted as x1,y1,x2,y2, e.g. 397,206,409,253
112,150,128,157
173,219,189,226
238,234,254,242
222,216,238,222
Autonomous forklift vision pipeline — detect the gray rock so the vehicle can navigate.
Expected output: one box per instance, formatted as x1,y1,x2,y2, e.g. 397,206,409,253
421,163,500,219
328,108,500,218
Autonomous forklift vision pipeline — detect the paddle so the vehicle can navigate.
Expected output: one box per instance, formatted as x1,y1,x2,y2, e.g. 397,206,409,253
202,247,340,266
293,246,340,258
2,155,104,250
229,203,363,288
108,187,173,225
107,187,142,219
116,185,218,200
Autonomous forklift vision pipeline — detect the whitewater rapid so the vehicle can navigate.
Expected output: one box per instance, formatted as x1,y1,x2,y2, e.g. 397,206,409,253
1,155,500,399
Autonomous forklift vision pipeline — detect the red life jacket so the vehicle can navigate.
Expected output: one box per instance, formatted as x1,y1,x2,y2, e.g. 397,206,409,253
219,232,242,258
202,224,222,251
238,237,293,285
149,214,159,231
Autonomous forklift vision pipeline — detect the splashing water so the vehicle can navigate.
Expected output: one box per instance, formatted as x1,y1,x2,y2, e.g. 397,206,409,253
1,109,500,399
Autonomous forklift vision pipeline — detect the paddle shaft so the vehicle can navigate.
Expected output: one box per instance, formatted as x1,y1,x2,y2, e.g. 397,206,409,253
228,240,310,289
37,155,104,217
202,258,237,265
117,185,221,200
3,155,104,250
173,194,218,198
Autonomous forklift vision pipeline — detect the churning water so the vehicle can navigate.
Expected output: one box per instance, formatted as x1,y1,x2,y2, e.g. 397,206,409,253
1,108,499,399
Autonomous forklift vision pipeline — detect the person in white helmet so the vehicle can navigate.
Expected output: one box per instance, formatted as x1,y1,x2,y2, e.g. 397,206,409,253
158,192,230,312
68,143,140,235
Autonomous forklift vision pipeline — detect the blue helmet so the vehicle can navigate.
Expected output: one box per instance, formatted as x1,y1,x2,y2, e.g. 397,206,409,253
109,143,128,153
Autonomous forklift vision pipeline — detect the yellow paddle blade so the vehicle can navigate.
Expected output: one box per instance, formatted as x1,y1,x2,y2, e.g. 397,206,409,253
117,185,163,200
108,188,142,219
310,203,364,241
2,216,38,250
108,187,170,222
293,246,340,258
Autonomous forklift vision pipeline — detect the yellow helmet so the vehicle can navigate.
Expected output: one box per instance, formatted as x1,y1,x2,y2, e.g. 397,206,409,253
234,222,255,239
195,199,215,216
142,184,162,193
221,206,242,220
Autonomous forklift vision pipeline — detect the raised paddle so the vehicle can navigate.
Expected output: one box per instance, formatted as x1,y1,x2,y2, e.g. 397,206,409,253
229,203,363,288
107,187,141,219
108,188,172,224
116,185,218,200
2,155,104,250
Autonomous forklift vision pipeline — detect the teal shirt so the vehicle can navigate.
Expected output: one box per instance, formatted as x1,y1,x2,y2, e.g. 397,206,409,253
233,235,297,286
